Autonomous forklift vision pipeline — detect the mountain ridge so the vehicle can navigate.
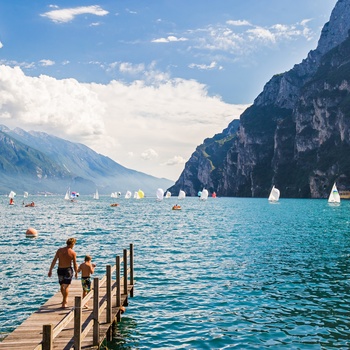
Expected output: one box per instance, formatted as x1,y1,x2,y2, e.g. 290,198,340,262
168,0,350,198
0,125,173,195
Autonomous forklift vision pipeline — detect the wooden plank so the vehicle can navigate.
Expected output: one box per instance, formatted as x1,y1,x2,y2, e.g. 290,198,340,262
1,249,134,350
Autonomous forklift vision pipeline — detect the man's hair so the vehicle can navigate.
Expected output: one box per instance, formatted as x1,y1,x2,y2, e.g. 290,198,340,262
66,238,76,246
84,255,92,262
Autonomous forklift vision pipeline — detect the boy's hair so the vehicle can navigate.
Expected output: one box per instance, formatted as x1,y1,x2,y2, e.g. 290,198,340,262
84,255,92,262
66,238,76,246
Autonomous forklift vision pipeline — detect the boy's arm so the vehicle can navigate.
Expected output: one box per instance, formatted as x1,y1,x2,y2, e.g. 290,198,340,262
73,253,78,278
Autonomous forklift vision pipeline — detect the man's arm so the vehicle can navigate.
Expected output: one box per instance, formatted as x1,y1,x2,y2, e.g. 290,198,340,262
48,251,58,277
73,252,78,278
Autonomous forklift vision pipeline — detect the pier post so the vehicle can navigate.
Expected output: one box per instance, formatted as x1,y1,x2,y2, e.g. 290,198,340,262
106,264,112,324
74,296,82,350
42,324,53,350
123,249,128,295
116,255,121,322
130,243,134,297
93,278,99,346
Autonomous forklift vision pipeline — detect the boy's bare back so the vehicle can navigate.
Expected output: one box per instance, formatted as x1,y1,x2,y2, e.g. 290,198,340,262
78,262,95,277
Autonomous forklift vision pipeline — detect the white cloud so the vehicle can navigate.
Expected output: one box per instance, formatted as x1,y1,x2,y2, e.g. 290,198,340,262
39,59,55,67
163,156,186,166
0,64,248,180
119,62,145,75
41,5,109,23
152,36,188,43
226,20,252,27
141,149,158,161
186,19,315,58
0,42,3,49
189,61,222,70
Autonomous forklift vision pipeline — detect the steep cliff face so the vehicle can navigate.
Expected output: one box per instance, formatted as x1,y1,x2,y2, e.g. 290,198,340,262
169,0,350,198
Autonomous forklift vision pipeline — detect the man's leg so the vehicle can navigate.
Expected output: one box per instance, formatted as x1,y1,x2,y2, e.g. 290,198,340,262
61,284,69,307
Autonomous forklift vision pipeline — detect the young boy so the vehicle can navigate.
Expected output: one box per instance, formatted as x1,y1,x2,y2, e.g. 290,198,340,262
77,255,96,308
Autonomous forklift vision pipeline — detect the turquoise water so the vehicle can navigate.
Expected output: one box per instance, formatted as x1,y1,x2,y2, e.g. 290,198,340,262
0,196,350,349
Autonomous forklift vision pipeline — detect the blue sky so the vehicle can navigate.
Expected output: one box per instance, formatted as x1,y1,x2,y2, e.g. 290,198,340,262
0,0,338,181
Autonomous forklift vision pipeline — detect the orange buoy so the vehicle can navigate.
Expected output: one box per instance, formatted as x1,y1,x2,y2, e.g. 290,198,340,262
26,227,38,238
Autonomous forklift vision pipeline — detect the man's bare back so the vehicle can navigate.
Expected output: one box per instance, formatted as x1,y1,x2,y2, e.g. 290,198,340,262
56,247,77,268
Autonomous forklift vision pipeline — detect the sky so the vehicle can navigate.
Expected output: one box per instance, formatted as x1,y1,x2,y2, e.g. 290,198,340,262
0,0,338,181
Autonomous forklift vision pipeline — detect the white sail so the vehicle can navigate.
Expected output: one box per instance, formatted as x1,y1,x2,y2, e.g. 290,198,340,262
111,192,116,198
328,183,340,204
133,191,139,199
64,189,70,200
178,190,186,200
200,189,208,200
8,190,16,199
93,189,99,200
165,191,171,198
268,186,280,202
156,188,164,201
23,191,29,198
125,191,132,199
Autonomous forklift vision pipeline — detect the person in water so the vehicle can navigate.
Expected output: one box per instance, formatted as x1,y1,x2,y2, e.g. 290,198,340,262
48,238,78,308
77,255,96,308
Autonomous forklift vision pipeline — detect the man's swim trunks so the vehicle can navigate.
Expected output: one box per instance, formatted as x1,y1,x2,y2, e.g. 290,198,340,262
57,267,73,285
81,277,91,292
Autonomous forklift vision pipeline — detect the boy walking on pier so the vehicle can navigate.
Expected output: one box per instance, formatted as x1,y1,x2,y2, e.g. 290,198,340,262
48,238,78,308
78,255,96,308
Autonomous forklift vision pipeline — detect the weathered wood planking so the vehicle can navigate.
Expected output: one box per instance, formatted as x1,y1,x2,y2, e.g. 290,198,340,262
0,245,134,350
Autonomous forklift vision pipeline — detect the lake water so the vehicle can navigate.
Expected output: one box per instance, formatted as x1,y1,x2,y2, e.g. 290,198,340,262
0,195,349,349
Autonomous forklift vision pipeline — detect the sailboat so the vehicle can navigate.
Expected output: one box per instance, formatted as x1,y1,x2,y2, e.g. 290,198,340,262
125,191,132,199
178,190,186,200
137,189,145,199
64,188,70,200
93,189,99,200
268,186,280,202
328,182,340,205
199,189,208,200
156,188,164,201
23,191,29,198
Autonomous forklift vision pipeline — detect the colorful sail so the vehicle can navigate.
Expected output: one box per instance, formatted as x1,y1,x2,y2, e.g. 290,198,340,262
328,183,340,204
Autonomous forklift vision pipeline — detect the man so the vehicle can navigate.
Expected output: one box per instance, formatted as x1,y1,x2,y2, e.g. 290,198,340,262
48,238,78,308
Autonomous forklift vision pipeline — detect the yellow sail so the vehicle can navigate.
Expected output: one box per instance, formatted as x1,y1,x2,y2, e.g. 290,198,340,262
138,189,145,198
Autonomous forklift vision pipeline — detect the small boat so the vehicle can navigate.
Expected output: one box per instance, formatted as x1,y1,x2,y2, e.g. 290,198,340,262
268,186,280,202
64,188,70,200
93,189,99,200
110,203,119,207
25,201,35,207
8,190,16,205
328,182,340,205
156,188,164,201
178,190,186,200
172,204,181,210
199,189,208,201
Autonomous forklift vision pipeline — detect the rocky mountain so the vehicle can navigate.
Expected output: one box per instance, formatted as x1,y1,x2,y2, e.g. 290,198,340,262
169,0,350,198
0,125,173,195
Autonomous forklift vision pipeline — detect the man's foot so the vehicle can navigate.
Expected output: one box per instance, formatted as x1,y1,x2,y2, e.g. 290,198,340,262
61,303,68,308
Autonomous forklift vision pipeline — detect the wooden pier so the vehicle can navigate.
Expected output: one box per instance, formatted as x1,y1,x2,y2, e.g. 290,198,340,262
0,244,134,350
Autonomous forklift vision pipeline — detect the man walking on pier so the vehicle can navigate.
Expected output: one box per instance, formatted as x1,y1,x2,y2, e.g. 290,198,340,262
48,238,78,308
